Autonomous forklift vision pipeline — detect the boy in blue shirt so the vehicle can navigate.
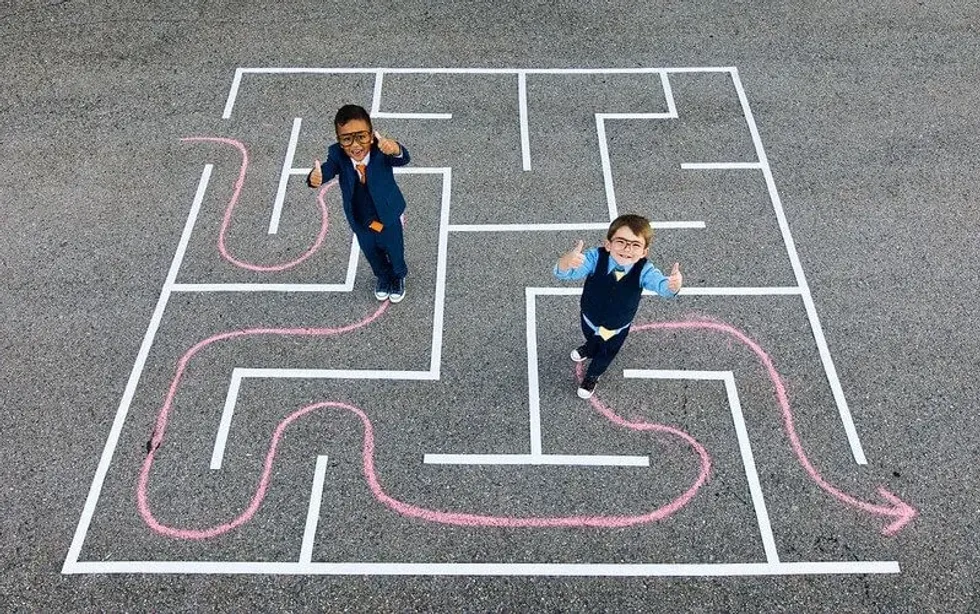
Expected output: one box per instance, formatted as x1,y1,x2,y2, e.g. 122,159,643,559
309,104,411,302
554,214,683,399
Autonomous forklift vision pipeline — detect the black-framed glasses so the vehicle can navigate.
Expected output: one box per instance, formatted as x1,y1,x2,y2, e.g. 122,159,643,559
337,131,373,147
611,237,645,251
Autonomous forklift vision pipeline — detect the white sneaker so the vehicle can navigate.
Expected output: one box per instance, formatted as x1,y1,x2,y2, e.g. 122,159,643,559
577,376,599,399
570,345,588,362
374,278,390,301
389,278,406,303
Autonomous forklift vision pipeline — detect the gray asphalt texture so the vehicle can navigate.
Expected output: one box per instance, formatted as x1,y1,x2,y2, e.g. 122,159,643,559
2,1,979,612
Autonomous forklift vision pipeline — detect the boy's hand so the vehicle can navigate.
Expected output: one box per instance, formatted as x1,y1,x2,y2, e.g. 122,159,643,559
667,262,683,293
375,131,401,156
558,240,586,271
309,159,323,188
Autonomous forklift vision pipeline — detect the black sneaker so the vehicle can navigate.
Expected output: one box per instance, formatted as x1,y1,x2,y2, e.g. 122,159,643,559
374,278,390,301
389,277,406,303
577,376,599,399
570,345,588,362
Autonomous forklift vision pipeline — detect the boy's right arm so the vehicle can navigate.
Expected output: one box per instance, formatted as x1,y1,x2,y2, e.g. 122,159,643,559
554,241,597,281
308,156,338,188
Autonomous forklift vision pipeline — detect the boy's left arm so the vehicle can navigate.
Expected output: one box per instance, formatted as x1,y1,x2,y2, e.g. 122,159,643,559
641,262,683,297
375,131,411,166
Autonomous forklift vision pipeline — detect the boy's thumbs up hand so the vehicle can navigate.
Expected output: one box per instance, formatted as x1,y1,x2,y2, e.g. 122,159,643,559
667,262,683,293
375,131,401,156
309,159,323,187
558,240,586,272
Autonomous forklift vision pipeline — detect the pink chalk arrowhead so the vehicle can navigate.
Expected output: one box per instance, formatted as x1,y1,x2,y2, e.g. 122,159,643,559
876,487,917,536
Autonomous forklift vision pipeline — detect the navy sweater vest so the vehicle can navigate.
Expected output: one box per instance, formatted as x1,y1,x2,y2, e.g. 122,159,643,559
351,179,379,227
580,249,646,330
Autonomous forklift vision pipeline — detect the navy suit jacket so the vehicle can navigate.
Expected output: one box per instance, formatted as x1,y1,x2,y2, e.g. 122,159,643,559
317,141,411,229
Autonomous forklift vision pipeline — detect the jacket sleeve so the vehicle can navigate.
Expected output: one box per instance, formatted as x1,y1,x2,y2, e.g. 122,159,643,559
386,144,411,167
320,148,341,181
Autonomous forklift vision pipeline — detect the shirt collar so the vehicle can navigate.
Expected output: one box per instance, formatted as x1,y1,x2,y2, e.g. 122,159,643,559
607,255,632,273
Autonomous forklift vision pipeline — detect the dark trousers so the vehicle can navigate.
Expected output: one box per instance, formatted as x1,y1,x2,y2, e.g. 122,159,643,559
353,219,407,284
580,315,630,379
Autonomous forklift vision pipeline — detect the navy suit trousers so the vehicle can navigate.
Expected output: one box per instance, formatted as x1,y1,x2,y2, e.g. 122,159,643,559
353,219,407,284
580,315,630,380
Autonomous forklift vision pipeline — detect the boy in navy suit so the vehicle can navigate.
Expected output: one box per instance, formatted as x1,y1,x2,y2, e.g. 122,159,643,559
309,104,411,302
554,214,683,399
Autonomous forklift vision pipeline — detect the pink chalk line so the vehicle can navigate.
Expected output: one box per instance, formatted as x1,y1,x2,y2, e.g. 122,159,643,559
181,136,332,272
625,318,916,536
136,302,388,540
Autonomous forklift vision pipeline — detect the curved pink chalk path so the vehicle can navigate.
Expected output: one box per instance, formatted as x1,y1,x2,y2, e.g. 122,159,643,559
137,316,916,539
627,319,917,536
181,136,332,272
137,302,389,539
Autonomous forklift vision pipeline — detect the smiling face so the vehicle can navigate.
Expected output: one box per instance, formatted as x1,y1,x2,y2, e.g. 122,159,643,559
604,225,649,266
336,118,373,161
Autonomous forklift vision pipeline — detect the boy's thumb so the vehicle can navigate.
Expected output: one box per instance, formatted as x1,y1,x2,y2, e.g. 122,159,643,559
573,240,584,253
671,262,680,274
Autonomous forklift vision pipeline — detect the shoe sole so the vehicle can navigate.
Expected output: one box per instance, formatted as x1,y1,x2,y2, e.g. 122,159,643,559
577,387,595,399
375,293,389,301
570,350,586,362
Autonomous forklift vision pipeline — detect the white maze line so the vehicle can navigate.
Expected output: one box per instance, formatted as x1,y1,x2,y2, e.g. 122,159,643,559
300,455,329,564
624,369,779,564
661,71,678,118
526,288,544,455
423,454,650,467
681,162,764,170
728,68,867,465
268,117,303,235
172,283,350,293
518,71,531,171
66,560,900,576
237,67,734,74
211,370,243,470
596,114,617,220
373,112,454,120
237,368,439,380
371,72,384,115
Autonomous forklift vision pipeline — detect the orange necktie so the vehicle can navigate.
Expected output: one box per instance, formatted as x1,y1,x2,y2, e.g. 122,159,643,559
355,162,366,184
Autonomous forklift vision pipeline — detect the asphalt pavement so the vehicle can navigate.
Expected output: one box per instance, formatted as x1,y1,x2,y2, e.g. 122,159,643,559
2,1,979,611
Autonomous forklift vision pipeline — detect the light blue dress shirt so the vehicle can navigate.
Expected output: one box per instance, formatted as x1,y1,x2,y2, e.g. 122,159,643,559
553,247,678,336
